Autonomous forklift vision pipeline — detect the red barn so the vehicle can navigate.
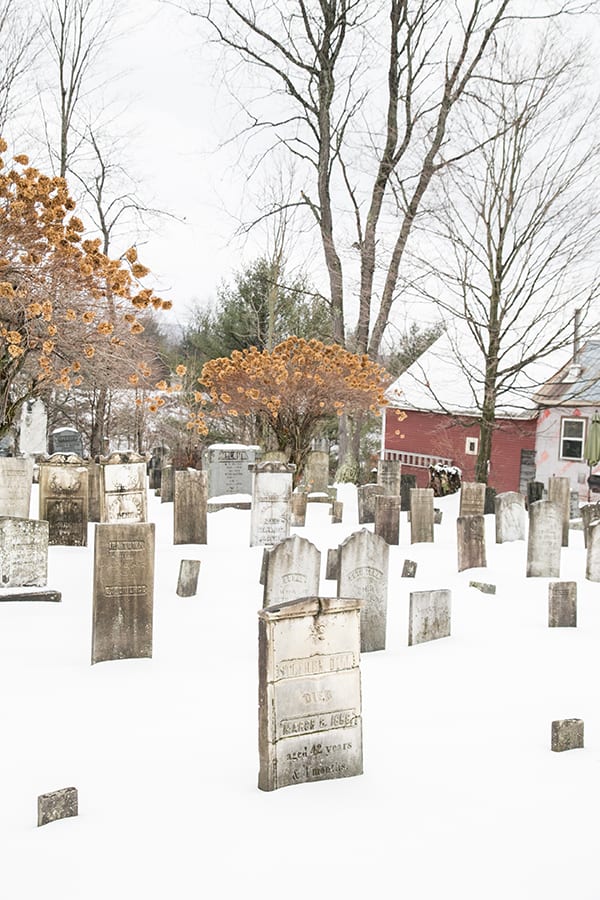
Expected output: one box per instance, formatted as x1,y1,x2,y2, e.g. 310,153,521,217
381,332,538,493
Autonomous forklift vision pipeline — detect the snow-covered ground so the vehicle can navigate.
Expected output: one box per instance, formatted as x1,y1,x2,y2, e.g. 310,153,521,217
2,484,599,899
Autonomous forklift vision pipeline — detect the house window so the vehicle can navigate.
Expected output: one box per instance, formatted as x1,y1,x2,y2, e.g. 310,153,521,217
465,436,479,455
560,417,585,460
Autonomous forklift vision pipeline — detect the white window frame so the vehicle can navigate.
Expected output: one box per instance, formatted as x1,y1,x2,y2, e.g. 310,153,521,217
465,436,479,455
560,416,586,461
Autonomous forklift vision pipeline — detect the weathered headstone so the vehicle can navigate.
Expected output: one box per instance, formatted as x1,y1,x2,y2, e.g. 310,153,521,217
410,488,434,544
357,483,385,524
551,718,583,752
457,515,486,572
484,486,497,515
204,443,259,498
0,517,48,587
160,464,174,503
495,491,526,543
526,500,562,578
459,482,486,517
85,462,101,523
148,451,162,490
377,459,401,497
0,588,60,602
100,452,147,524
176,559,201,597
18,398,47,455
337,529,389,653
0,457,33,518
585,520,600,582
402,559,417,578
39,454,88,546
548,476,570,547
249,462,295,547
304,449,329,493
548,581,577,627
409,589,451,646
48,427,83,456
325,548,339,580
581,502,600,549
527,481,544,508
433,508,443,525
37,787,78,827
400,474,417,511
174,469,208,545
258,595,362,791
331,500,343,524
290,491,307,527
469,581,496,594
262,534,320,608
374,494,400,545
569,490,580,520
91,522,155,664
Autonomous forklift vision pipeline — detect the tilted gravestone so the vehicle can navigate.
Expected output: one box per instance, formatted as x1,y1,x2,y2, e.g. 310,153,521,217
290,492,307,527
176,559,201,597
409,589,451,646
258,595,363,791
39,454,88,546
357,483,385,524
548,582,577,627
400,474,417,511
526,500,562,578
459,482,486,517
303,450,330,493
548,476,570,547
0,517,48,587
410,488,434,544
0,457,33,518
100,452,147,524
91,522,155,664
262,534,320,608
526,481,544,508
402,559,417,578
204,443,259,498
160,464,174,503
585,520,600,582
495,492,526,543
37,787,78,827
174,469,208,545
377,459,401,497
337,529,389,653
457,515,486,572
551,719,583,752
374,494,400,545
581,502,600,549
249,462,295,547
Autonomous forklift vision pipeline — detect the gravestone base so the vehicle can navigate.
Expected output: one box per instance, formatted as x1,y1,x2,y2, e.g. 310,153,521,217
207,499,251,513
469,581,496,595
551,719,583,752
37,787,78,826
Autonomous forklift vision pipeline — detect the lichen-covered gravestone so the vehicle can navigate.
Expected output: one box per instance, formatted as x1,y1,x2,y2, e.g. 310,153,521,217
377,458,401,497
0,517,48,587
174,469,208,545
249,462,295,547
526,500,562,578
337,529,389,653
374,494,400,545
459,482,486,517
258,596,362,791
91,522,155,664
548,582,577,627
37,787,78,827
176,559,201,597
39,454,88,546
551,719,583,752
457,515,486,572
409,589,451,646
0,457,33,518
262,534,320,608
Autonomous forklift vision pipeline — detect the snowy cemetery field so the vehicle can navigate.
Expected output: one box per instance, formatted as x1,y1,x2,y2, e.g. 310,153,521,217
1,483,599,899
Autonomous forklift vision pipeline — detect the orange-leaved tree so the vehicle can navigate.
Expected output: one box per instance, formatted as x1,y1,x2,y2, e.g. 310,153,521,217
190,337,390,480
0,138,174,438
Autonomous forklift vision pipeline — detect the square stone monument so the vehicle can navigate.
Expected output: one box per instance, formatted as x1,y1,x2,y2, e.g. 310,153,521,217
91,522,155,664
258,595,362,791
204,443,259,498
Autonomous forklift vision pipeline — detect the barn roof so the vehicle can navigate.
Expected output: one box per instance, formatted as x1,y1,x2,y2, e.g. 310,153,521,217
533,341,600,407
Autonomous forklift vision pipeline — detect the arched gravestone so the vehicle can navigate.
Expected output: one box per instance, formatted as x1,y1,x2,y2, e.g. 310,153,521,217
38,454,88,546
100,452,147,524
258,596,362,791
249,462,295,547
526,500,561,578
337,529,389,652
495,492,526,543
261,534,321,608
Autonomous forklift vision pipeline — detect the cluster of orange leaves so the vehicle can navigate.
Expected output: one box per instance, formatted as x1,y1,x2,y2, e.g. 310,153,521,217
187,337,390,434
0,138,172,394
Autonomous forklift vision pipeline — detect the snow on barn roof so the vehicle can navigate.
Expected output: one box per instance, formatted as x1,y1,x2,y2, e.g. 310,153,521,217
384,329,568,418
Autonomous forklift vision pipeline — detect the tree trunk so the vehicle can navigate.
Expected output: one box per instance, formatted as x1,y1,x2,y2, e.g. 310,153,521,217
90,387,108,458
